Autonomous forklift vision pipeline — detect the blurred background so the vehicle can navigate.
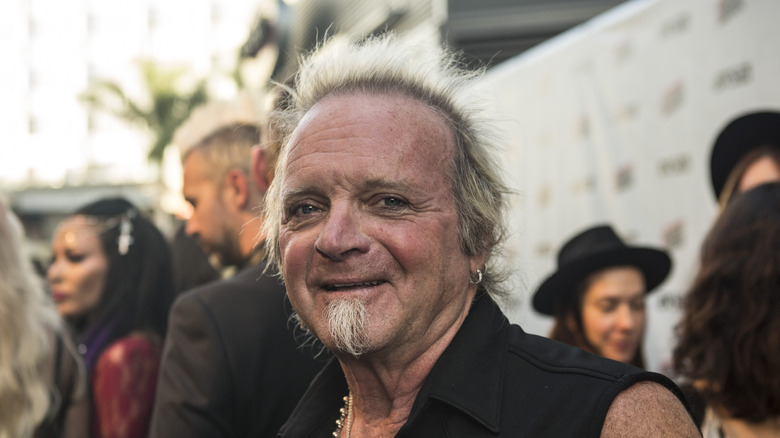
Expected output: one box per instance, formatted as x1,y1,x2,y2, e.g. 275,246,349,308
2,0,774,372
0,0,626,260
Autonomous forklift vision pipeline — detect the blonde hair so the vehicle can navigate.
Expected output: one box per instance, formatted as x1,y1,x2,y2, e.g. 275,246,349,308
0,200,62,438
263,33,512,298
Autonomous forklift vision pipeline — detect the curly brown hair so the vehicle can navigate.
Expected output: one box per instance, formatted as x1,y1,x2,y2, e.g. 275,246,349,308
672,182,780,422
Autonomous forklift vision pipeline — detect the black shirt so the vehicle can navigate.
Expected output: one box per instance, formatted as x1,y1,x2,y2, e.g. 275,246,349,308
278,293,689,437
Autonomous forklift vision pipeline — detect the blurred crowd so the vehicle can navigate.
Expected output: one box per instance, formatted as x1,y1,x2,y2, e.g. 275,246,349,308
2,34,779,438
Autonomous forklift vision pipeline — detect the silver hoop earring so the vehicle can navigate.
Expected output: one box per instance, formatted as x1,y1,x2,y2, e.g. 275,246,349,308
469,269,483,285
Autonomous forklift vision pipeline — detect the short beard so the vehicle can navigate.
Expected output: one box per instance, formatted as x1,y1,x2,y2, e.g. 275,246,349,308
215,223,244,268
326,297,369,358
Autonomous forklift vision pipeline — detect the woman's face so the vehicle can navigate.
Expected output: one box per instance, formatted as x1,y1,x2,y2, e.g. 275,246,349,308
47,216,108,318
738,155,780,194
580,266,646,364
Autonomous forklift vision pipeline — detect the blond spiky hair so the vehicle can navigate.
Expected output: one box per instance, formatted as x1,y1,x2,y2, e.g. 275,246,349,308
263,33,512,299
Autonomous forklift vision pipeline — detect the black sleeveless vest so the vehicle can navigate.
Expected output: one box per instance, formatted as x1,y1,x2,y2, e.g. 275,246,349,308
279,294,689,437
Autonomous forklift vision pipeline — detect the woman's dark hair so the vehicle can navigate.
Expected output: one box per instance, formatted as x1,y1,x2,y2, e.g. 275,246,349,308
673,182,780,422
549,275,646,369
70,197,174,371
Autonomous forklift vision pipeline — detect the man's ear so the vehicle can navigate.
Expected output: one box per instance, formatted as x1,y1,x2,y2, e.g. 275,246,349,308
223,168,250,209
252,145,272,191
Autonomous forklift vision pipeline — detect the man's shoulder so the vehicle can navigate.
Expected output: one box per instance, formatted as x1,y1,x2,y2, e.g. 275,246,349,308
498,324,696,436
601,381,701,437
505,325,642,382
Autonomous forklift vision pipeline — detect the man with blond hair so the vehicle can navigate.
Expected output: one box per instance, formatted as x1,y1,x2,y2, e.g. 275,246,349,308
266,34,699,437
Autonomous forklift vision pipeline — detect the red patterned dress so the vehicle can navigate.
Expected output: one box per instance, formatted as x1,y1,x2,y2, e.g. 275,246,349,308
90,332,161,438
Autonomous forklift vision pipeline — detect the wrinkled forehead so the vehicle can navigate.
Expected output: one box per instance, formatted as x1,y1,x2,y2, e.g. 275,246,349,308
282,92,456,179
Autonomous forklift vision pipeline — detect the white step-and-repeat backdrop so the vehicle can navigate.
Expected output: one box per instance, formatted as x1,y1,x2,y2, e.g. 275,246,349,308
477,0,780,373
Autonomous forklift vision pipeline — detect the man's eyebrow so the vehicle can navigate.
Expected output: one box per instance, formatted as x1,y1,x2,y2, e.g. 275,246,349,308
361,179,411,193
281,186,321,201
282,180,413,199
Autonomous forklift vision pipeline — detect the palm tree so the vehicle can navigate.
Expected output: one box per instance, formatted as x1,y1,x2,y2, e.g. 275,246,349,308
81,60,209,164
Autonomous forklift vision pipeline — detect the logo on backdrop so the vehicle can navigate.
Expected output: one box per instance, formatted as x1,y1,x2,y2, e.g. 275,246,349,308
616,164,635,192
570,175,596,195
661,81,685,116
614,39,633,65
718,0,745,24
713,62,753,92
660,13,690,38
663,220,685,249
535,241,554,259
537,183,551,208
658,154,690,177
657,292,685,310
576,115,590,141
614,102,639,124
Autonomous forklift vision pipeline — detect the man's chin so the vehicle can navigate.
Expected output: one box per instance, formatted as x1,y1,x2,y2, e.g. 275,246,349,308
326,297,370,357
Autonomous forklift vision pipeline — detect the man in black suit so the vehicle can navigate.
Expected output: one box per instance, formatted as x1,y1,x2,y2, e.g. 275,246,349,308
149,121,324,437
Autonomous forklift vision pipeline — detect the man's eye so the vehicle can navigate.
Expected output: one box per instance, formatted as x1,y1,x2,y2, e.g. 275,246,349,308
296,204,320,215
381,197,405,207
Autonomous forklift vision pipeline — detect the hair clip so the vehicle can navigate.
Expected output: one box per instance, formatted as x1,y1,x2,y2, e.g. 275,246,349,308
117,209,137,255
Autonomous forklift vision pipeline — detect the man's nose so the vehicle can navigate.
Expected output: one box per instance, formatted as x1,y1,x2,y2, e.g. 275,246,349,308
314,203,370,261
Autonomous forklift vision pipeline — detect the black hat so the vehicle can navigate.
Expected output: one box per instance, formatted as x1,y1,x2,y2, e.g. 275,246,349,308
710,110,780,200
532,225,671,316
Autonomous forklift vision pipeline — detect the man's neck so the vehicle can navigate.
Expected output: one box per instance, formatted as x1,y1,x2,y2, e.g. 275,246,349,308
335,298,473,437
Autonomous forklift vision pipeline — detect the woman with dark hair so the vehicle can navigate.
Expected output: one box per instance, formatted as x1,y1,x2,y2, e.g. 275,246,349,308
532,225,672,368
673,182,780,437
47,197,174,438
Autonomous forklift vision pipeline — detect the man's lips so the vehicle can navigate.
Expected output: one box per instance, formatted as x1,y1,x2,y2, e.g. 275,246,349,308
51,291,68,303
322,280,385,292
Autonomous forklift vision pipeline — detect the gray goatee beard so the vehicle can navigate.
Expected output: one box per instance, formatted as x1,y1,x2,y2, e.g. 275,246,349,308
326,297,369,358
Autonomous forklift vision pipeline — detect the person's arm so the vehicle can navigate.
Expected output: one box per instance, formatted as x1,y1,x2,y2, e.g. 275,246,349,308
92,335,160,438
148,292,234,438
601,381,701,437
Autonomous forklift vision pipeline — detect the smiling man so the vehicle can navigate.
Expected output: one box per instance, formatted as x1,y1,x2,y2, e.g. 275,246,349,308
265,35,699,437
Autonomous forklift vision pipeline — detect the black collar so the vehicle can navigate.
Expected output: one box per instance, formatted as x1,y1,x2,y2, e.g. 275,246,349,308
279,294,511,436
403,293,508,434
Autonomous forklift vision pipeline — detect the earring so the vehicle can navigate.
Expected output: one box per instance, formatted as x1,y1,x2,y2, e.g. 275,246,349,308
469,268,483,285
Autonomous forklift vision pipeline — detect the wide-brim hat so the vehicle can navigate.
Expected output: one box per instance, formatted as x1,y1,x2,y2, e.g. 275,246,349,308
532,225,671,316
710,110,780,200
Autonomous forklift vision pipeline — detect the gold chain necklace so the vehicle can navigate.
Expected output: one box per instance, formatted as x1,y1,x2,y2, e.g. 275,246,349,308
333,392,353,437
